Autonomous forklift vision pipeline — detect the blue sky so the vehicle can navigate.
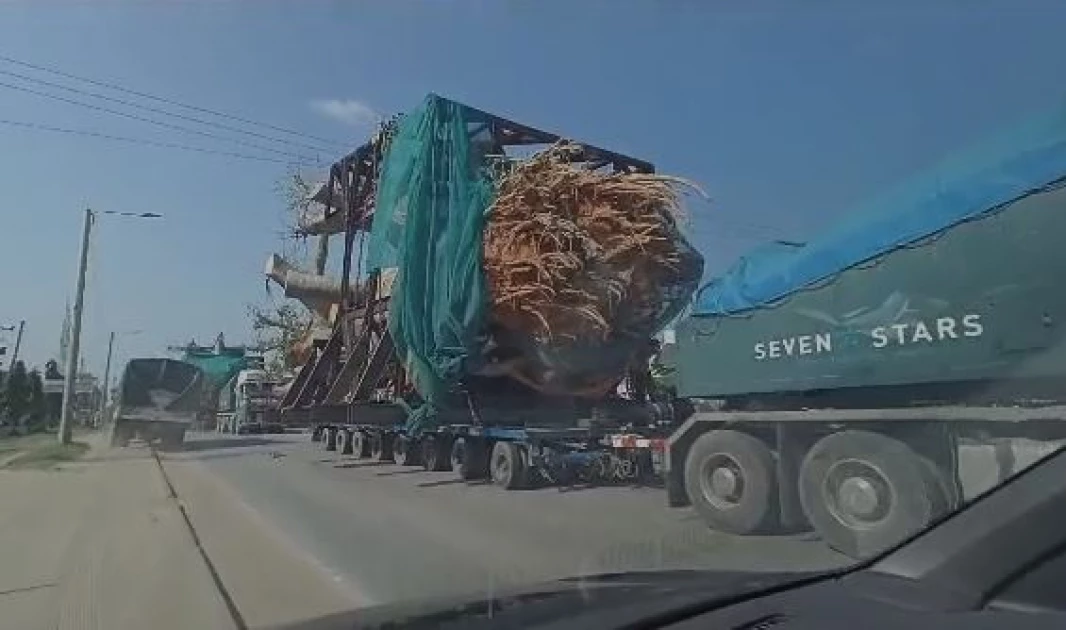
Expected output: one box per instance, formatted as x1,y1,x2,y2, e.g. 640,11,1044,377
1,0,1065,376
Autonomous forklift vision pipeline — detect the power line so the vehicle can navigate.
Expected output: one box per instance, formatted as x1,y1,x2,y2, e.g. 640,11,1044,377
0,67,335,154
0,53,350,150
0,117,297,164
0,79,318,163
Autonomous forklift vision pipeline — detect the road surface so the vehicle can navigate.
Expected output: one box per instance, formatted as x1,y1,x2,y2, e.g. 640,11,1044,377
161,432,1058,611
163,432,847,607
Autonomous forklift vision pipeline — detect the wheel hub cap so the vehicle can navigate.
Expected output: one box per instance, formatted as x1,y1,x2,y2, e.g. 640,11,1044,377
824,459,893,528
839,477,879,518
700,454,744,509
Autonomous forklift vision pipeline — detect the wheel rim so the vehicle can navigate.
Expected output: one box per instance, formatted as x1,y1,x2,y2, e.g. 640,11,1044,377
451,441,465,470
424,439,437,469
395,438,407,463
493,450,510,483
699,453,745,510
822,458,894,529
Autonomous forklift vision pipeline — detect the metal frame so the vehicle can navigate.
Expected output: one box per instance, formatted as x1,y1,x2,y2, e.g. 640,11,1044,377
281,96,655,423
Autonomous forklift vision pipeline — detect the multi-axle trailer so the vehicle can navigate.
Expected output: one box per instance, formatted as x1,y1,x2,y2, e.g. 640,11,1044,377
277,97,1066,559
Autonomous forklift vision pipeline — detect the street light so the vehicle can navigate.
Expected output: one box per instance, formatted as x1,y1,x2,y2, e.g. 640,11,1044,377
99,329,142,425
59,208,162,445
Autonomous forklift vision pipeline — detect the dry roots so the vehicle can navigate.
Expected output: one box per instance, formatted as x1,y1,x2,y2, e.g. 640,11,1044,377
484,142,701,344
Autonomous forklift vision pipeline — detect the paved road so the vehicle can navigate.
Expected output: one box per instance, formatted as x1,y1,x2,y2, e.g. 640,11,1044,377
163,432,1060,609
165,432,847,607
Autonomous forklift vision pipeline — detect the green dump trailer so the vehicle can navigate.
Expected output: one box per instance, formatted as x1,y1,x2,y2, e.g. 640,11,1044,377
110,358,205,450
663,109,1066,558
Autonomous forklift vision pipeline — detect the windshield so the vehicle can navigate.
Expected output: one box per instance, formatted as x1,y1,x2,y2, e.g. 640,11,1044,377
2,1,1064,627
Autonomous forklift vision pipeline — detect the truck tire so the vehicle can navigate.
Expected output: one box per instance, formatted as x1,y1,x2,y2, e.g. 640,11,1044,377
353,431,371,458
394,436,422,467
453,437,489,481
160,426,185,451
799,430,946,559
311,426,323,442
110,423,130,447
490,441,528,490
371,433,394,462
324,427,338,452
338,429,354,455
422,436,451,472
684,430,779,535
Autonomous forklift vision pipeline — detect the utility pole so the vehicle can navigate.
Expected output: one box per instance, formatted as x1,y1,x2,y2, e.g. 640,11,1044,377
9,320,24,367
59,209,93,445
100,331,115,423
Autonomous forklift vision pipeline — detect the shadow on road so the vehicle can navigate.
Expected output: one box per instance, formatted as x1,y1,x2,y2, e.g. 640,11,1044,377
333,460,391,469
417,478,489,488
179,437,283,452
375,468,427,477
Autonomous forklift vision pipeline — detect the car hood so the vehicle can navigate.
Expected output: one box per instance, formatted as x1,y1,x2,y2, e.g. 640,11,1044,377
269,568,825,630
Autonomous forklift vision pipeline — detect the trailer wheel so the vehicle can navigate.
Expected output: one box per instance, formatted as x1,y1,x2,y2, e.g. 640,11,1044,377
422,436,451,472
490,442,528,490
353,431,371,458
453,437,489,481
394,436,422,467
110,423,131,447
338,430,354,455
799,430,945,559
371,433,394,462
159,426,185,451
684,430,779,535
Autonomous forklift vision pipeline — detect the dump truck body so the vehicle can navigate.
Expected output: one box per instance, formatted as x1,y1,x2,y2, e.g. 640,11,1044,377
664,106,1066,559
675,182,1066,404
111,358,205,449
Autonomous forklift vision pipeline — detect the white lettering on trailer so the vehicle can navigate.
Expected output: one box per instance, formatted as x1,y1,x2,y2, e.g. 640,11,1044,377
870,313,984,349
754,333,832,360
755,314,984,360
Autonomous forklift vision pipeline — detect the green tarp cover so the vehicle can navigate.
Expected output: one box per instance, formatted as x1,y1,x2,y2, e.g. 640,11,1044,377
367,95,494,430
181,349,250,390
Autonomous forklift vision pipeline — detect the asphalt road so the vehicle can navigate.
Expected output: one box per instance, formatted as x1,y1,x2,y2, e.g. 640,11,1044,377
163,432,1059,608
165,432,848,606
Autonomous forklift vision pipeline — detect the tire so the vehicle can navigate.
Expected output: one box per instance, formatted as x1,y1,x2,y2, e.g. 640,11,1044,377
799,430,945,559
490,441,528,490
353,431,371,458
683,430,780,535
422,436,451,472
338,430,354,455
159,426,185,451
324,427,338,451
371,433,394,462
394,436,422,467
453,437,488,481
110,423,130,447
310,426,323,442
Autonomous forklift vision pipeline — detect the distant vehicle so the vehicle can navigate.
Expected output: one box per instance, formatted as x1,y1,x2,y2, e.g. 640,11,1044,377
217,368,284,434
109,358,205,449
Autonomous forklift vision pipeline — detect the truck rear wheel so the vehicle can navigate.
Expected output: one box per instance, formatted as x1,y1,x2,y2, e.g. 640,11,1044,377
338,430,354,455
453,437,488,481
159,426,185,451
490,441,529,490
371,433,394,462
684,430,780,535
422,436,451,472
353,431,371,458
394,436,421,467
323,427,338,451
799,430,946,559
110,423,131,447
